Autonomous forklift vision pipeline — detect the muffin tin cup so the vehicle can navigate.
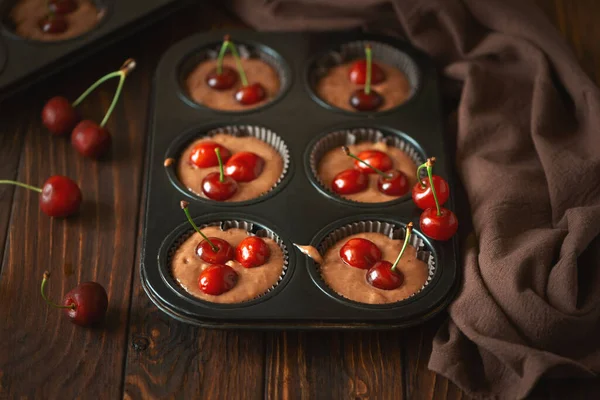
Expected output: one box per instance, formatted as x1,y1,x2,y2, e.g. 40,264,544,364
165,123,292,206
308,219,436,309
306,126,426,207
177,39,292,114
158,217,292,310
306,39,421,115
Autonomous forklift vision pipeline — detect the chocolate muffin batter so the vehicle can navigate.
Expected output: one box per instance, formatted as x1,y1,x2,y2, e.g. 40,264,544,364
177,133,284,202
316,60,411,111
10,0,104,41
186,55,280,111
317,141,417,202
320,232,429,304
171,227,285,304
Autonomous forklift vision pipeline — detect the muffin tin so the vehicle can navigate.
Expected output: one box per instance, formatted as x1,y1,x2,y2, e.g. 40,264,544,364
0,0,185,99
140,30,460,329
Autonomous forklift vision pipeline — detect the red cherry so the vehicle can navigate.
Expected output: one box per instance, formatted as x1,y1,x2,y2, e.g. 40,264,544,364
412,175,450,210
201,172,237,201
48,0,78,14
189,142,231,168
195,237,234,264
339,238,382,269
235,83,266,105
40,175,82,217
378,170,409,196
331,169,368,195
42,96,78,135
354,150,393,174
420,207,458,241
349,89,384,111
63,282,108,326
198,264,239,295
39,15,68,34
348,60,386,85
366,261,404,290
71,120,111,159
236,236,270,268
206,67,238,90
224,152,265,182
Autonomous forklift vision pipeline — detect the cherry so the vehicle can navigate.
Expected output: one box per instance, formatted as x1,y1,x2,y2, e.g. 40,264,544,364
349,89,384,111
420,207,458,241
377,169,409,196
349,59,386,85
236,236,270,268
366,222,413,290
331,169,368,195
71,120,111,159
198,264,239,295
42,96,79,135
339,238,382,269
39,15,68,34
189,141,231,168
354,150,393,174
48,0,78,14
225,152,265,182
180,200,235,264
235,83,266,105
201,148,238,201
0,176,82,217
412,159,450,209
41,271,108,327
206,67,238,91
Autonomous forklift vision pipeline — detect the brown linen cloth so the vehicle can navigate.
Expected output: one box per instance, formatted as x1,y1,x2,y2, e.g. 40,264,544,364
221,0,600,398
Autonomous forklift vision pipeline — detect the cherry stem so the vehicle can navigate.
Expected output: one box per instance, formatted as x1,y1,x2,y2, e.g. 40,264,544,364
225,38,248,86
0,180,42,193
365,44,373,95
342,146,391,179
41,271,75,310
416,163,428,189
180,201,219,252
424,157,442,216
215,148,225,183
216,35,231,75
391,222,413,272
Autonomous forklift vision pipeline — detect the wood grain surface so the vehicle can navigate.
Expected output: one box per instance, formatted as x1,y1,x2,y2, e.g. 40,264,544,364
0,1,598,398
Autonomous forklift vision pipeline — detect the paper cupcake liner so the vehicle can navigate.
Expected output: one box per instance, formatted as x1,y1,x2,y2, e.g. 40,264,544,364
308,40,421,108
165,219,290,303
315,220,436,303
309,127,426,203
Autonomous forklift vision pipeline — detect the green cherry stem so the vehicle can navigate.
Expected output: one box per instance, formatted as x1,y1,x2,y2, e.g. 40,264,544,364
342,146,391,179
180,201,219,252
215,148,225,183
0,180,42,193
216,35,231,75
391,222,413,272
416,162,429,189
365,44,373,95
424,157,442,216
41,271,75,310
225,37,249,86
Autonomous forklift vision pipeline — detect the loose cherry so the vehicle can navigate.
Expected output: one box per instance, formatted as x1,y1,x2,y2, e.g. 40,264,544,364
349,45,384,111
181,201,234,264
41,271,108,327
225,151,265,182
189,141,232,168
339,238,382,269
39,15,68,34
354,150,393,174
236,236,270,268
198,264,239,295
48,0,78,14
349,59,386,85
0,175,82,217
42,96,79,135
412,158,449,209
331,169,368,195
206,35,239,90
201,148,238,201
219,35,266,105
366,222,413,290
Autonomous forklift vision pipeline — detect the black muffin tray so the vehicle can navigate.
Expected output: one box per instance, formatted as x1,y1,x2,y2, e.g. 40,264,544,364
0,0,186,99
140,30,460,330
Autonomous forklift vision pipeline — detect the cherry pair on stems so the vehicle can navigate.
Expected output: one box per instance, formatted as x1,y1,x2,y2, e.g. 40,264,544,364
39,0,78,34
42,58,136,158
181,201,270,295
349,44,385,112
205,35,266,106
339,223,414,290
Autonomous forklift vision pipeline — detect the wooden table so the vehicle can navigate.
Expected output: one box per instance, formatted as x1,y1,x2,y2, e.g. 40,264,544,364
0,1,597,398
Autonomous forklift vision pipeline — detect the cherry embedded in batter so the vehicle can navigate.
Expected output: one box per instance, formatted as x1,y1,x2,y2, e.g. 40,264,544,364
349,44,384,112
189,141,232,168
354,150,393,174
225,151,265,182
339,238,382,269
377,169,409,196
198,264,239,295
201,148,238,201
366,222,413,290
331,168,368,195
41,271,108,327
235,83,266,105
48,0,78,14
412,158,449,210
180,201,234,264
39,14,68,34
236,236,270,268
42,96,79,135
206,35,239,90
349,59,386,85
